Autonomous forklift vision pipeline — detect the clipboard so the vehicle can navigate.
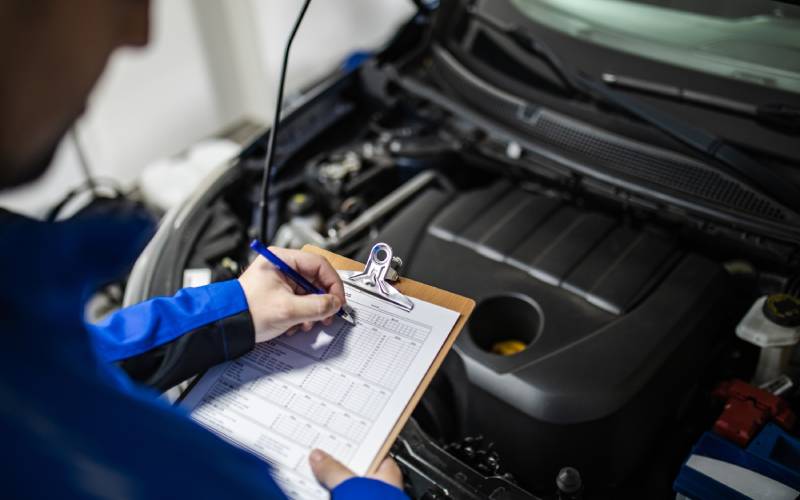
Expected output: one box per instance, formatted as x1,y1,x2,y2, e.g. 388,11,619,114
302,244,475,473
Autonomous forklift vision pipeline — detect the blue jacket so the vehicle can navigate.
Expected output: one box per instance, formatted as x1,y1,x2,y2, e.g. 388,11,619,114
0,208,408,499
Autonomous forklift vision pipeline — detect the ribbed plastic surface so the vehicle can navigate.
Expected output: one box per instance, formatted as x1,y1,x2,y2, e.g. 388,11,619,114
531,112,788,221
428,182,679,314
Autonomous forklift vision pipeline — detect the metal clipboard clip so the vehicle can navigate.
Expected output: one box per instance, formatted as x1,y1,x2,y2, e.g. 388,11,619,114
341,243,414,312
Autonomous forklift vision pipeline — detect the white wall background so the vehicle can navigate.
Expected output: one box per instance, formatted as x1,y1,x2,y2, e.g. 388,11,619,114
0,0,414,216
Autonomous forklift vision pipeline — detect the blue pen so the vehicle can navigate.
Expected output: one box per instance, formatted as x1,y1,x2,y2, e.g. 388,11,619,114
249,240,355,325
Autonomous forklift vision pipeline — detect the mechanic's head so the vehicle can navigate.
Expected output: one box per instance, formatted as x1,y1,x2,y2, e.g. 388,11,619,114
0,0,150,189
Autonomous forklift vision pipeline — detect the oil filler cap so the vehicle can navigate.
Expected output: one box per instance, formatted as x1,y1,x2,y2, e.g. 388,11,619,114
762,293,800,327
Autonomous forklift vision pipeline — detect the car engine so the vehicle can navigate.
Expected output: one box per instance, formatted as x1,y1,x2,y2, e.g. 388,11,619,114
364,178,734,491
124,10,800,497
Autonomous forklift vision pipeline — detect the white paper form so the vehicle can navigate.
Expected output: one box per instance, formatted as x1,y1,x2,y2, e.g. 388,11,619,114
181,278,460,499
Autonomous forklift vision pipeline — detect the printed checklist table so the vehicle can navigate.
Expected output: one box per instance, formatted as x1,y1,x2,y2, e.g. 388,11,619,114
181,247,473,500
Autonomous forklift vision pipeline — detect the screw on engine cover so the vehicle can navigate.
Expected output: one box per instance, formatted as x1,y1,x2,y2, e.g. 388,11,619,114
556,467,583,500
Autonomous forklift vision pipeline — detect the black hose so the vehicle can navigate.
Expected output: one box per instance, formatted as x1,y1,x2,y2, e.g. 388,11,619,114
257,0,313,242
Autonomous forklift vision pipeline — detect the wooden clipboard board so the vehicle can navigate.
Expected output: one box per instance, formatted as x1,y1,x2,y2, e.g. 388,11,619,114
302,245,475,474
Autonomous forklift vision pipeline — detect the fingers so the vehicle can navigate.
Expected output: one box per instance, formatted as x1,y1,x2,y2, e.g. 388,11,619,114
309,449,355,490
285,318,330,337
368,457,404,489
242,247,347,342
309,451,404,492
284,293,341,324
269,247,346,307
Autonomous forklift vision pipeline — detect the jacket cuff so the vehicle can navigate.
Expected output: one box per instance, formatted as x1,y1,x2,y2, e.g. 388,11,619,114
204,279,254,360
120,280,256,391
331,478,409,500
218,307,255,360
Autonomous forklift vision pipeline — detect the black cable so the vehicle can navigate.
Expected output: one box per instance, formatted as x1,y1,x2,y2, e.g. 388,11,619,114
48,127,126,221
70,127,98,194
258,0,313,242
45,178,125,222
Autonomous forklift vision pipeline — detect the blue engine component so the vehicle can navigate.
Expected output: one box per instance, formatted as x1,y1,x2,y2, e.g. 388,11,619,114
674,423,800,499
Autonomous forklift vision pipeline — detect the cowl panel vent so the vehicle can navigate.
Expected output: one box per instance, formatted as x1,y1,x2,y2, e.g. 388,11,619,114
532,110,789,222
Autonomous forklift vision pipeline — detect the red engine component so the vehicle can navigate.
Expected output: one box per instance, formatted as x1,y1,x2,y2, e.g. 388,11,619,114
712,379,796,447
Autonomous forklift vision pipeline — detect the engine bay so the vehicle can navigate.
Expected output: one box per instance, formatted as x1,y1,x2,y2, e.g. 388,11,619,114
125,16,800,498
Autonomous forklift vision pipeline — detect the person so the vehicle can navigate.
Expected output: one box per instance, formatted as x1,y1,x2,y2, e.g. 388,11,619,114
0,1,407,498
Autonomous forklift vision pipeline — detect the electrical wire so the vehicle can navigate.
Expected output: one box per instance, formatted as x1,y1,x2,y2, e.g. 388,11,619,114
47,127,129,221
258,0,313,242
70,127,97,194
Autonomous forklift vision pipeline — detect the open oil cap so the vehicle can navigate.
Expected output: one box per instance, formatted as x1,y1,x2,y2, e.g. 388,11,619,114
762,293,800,327
468,295,541,356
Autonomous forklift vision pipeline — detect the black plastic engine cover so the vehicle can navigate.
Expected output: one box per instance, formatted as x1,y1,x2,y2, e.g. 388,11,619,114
364,181,731,488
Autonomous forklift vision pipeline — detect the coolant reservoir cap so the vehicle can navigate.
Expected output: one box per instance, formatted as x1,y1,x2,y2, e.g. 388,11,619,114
762,293,800,327
287,192,315,216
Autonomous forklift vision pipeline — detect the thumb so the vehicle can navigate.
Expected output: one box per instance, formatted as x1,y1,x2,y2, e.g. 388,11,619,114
309,449,354,490
368,457,404,489
287,294,340,324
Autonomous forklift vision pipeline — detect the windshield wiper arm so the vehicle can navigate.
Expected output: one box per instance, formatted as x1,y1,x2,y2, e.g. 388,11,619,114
603,73,800,133
466,6,581,96
467,7,800,212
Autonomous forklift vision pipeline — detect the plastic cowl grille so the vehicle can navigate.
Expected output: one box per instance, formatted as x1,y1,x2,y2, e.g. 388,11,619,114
532,113,788,221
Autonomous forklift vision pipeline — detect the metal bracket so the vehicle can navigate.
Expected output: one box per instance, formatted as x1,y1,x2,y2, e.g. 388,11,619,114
341,242,414,311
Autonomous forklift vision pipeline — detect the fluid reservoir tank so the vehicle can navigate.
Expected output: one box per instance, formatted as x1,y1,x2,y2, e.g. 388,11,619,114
737,294,800,384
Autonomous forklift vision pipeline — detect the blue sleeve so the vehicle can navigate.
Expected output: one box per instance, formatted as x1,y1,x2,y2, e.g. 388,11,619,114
87,280,250,363
331,478,410,500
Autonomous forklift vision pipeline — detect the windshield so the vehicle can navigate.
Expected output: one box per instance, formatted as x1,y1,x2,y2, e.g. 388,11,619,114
510,0,800,94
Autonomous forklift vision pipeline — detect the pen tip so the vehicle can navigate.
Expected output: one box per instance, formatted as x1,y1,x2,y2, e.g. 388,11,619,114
340,307,356,325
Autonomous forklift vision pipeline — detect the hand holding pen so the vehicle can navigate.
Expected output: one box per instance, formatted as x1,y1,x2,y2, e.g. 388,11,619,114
238,240,354,343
